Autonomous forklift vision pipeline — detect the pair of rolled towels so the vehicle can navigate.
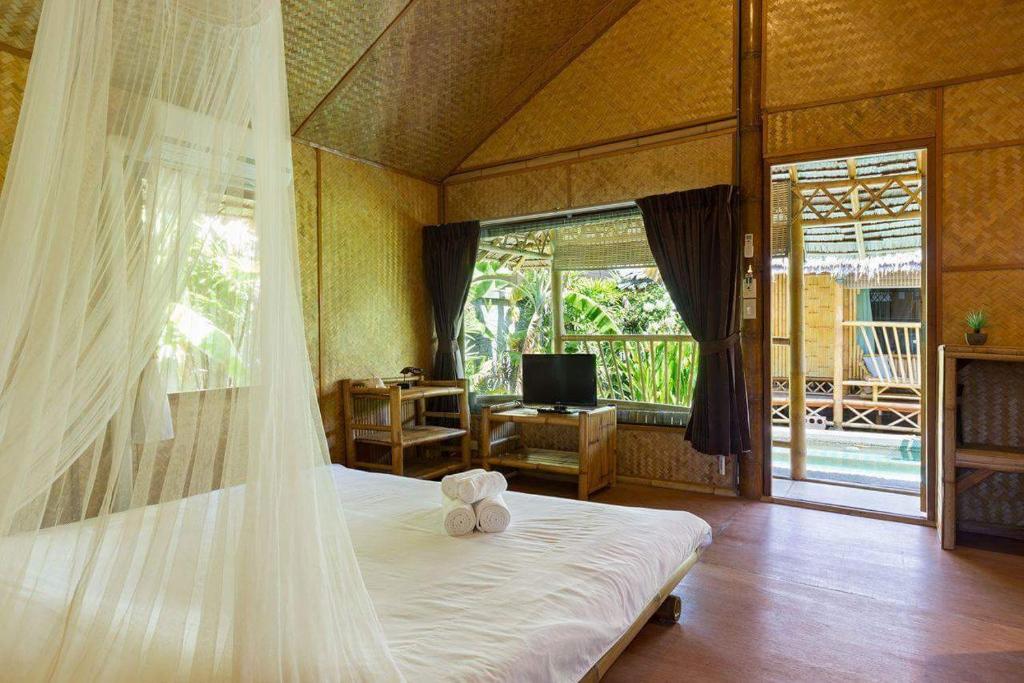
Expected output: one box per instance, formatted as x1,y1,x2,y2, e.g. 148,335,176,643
441,469,511,536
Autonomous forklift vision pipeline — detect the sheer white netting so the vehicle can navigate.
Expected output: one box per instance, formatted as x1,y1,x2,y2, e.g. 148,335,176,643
0,0,401,679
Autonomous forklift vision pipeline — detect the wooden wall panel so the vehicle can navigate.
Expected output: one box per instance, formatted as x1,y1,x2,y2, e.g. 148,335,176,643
569,132,734,208
942,146,1024,270
764,90,936,158
941,271,1024,348
291,142,320,392
446,132,734,222
318,153,437,455
943,73,1024,149
0,51,29,191
461,0,736,170
764,0,1024,110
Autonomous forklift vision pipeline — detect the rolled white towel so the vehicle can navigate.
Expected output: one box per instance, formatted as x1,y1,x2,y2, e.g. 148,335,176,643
442,494,477,537
457,470,507,504
441,468,487,499
474,494,511,533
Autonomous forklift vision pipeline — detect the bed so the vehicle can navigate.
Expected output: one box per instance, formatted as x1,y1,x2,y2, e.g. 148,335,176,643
337,467,711,681
1,466,711,682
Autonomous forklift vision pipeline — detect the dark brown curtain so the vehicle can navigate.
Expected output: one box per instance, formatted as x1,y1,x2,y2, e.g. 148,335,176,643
423,221,480,382
637,185,750,457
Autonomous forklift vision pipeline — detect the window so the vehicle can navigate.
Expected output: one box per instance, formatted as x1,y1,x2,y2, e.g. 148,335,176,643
158,212,258,392
463,208,697,407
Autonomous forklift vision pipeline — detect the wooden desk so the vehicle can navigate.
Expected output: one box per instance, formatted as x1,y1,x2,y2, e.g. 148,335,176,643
939,345,1024,549
479,404,617,500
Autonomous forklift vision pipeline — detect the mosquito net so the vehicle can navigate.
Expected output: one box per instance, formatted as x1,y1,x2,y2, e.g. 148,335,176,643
0,0,400,679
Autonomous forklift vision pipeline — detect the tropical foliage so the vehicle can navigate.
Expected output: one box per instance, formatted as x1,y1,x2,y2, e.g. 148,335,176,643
464,261,698,407
158,214,258,392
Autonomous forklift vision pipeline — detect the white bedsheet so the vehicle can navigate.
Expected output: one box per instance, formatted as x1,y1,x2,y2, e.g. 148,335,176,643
0,466,711,682
336,467,711,682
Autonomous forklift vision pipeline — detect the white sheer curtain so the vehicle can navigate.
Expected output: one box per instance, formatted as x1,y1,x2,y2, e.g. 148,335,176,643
0,1,401,679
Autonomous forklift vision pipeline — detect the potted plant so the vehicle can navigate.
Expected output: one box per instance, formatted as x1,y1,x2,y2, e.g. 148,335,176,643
965,310,988,346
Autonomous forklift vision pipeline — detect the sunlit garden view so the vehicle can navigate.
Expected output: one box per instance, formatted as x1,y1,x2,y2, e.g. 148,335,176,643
158,214,258,392
464,260,698,407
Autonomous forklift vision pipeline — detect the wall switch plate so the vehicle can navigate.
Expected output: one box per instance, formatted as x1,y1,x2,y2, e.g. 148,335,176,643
742,298,756,319
744,233,754,258
742,270,756,298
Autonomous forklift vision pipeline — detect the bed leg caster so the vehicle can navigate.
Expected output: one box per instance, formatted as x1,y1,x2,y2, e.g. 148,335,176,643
652,594,682,624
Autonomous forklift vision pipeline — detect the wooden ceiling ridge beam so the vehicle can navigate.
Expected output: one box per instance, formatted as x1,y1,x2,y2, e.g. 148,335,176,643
443,0,644,179
291,0,420,138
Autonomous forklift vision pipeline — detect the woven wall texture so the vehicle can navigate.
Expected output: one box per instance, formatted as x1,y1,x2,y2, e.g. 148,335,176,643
446,132,734,222
0,51,28,191
317,152,437,455
943,72,1024,149
291,142,320,392
943,146,1024,271
0,0,38,52
297,0,626,180
957,362,1024,529
461,0,735,169
764,90,936,158
764,0,1024,109
942,270,1024,348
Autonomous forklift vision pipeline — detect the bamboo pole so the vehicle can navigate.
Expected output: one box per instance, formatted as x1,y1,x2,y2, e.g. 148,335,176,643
551,266,564,353
789,169,807,480
832,281,844,429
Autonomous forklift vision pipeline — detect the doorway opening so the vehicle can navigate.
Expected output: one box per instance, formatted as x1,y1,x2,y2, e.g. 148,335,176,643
768,150,926,518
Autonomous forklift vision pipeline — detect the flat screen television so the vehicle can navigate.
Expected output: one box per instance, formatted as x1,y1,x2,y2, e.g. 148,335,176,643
522,354,598,411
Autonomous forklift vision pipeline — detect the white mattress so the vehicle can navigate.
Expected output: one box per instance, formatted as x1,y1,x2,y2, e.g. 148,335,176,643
1,466,711,681
337,467,712,682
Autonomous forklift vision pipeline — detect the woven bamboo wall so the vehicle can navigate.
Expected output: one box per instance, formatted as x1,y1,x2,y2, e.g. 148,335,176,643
770,274,859,379
291,142,320,393
764,90,936,159
0,51,29,191
764,0,1024,110
317,151,437,456
445,131,734,222
460,0,735,170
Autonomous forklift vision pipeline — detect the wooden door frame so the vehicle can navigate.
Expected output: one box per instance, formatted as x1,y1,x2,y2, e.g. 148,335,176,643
759,138,938,523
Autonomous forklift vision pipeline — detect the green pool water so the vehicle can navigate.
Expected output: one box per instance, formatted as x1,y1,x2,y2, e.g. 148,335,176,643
772,436,921,491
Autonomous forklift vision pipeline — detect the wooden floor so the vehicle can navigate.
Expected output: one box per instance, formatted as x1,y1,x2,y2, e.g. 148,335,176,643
509,476,1024,682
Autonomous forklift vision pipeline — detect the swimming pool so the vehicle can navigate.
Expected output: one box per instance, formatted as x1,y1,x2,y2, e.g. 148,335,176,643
772,434,921,491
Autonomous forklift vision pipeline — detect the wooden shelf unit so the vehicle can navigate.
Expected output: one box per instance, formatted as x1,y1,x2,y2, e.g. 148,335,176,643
939,345,1024,549
341,377,471,479
480,403,617,500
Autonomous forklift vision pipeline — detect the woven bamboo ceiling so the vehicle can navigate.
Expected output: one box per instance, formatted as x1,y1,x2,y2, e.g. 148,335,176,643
1,0,640,180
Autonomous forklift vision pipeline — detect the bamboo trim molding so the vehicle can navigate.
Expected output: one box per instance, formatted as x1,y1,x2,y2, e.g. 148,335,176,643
315,147,324,393
763,132,936,162
445,119,737,185
943,263,1024,273
762,64,1024,115
943,138,1024,155
293,137,441,187
0,41,31,60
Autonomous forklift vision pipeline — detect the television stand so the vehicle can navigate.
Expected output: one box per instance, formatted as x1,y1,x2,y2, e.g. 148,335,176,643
479,403,616,500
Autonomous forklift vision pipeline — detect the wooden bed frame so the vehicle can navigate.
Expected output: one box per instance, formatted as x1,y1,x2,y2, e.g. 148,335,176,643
581,548,703,681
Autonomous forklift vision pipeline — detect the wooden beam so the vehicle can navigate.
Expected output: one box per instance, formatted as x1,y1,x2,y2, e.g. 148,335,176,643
551,267,564,353
788,167,807,481
832,281,844,429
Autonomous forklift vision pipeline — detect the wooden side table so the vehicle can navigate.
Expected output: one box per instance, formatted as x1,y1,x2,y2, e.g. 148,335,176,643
341,378,471,479
480,404,617,500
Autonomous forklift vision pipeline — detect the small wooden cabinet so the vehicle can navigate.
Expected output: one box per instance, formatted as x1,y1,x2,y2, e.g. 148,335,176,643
938,345,1024,549
480,403,617,500
341,378,471,479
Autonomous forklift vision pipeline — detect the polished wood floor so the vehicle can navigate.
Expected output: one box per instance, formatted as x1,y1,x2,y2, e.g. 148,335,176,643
509,476,1024,682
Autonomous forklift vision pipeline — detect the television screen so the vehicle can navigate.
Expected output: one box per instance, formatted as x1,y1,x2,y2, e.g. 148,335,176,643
522,354,598,408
